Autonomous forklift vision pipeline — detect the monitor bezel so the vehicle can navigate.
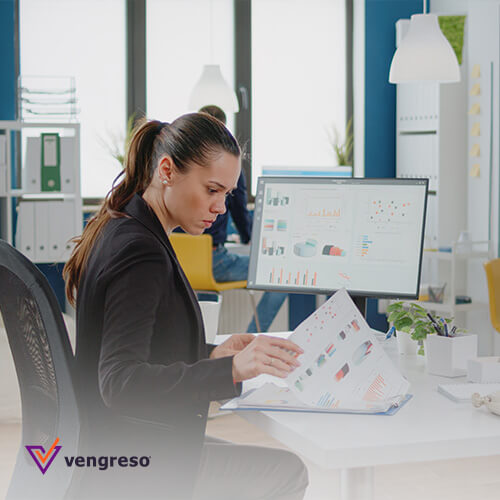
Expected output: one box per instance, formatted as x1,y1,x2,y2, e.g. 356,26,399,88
247,176,429,300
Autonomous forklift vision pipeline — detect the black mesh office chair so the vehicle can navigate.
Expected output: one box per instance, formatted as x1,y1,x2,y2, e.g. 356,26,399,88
0,240,80,499
1,240,199,499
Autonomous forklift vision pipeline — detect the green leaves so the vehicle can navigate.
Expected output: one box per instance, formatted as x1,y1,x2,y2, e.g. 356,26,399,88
327,117,353,166
386,301,454,350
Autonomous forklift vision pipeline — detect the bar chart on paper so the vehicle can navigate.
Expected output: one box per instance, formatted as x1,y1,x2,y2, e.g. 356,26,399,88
364,374,387,401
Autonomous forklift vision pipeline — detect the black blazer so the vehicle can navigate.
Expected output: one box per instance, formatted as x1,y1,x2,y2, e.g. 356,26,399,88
75,193,240,497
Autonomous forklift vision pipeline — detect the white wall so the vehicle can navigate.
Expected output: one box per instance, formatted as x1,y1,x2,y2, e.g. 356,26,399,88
432,0,500,354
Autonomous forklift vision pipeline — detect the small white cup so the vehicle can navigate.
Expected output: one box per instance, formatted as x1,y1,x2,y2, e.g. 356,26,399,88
199,300,222,343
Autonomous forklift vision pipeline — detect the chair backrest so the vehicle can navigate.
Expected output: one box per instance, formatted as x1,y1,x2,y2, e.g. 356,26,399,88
169,233,246,291
484,258,500,333
0,240,79,499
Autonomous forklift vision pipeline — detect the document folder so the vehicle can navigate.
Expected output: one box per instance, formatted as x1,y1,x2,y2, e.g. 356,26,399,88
41,133,61,191
221,383,412,416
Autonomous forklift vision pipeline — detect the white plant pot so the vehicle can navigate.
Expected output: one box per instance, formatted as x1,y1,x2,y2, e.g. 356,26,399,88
424,333,478,377
396,330,419,355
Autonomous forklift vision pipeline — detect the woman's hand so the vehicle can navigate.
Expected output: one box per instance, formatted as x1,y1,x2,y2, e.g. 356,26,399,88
209,334,256,359
232,335,303,382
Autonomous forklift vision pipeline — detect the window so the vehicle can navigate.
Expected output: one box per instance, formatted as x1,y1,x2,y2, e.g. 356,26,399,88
147,0,235,131
20,0,126,198
251,0,346,191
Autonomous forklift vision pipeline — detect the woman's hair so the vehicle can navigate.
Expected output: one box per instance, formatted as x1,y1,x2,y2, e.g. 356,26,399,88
63,112,241,306
198,105,227,125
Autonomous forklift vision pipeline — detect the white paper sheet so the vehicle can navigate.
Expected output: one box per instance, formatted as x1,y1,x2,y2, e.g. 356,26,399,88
284,288,410,408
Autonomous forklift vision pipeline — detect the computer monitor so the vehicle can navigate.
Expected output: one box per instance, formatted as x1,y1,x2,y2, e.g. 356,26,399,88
247,177,428,302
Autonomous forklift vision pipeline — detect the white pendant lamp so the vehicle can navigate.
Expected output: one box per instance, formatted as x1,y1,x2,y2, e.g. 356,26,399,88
389,9,460,83
188,64,239,113
188,0,239,114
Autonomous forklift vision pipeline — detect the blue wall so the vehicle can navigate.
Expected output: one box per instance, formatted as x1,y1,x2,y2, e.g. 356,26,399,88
365,0,421,179
364,0,421,330
0,0,16,120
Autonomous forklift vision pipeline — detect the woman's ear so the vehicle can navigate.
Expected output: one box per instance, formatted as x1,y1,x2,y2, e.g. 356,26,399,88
157,155,175,185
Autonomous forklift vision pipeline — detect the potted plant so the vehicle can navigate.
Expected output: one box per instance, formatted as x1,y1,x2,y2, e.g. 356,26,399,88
326,117,353,168
100,113,137,167
386,301,453,355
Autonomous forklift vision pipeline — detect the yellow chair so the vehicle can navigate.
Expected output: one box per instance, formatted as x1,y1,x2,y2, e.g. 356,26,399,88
169,233,260,331
484,258,500,333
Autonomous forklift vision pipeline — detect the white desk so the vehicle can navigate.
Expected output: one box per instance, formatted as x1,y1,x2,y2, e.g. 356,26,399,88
215,333,500,500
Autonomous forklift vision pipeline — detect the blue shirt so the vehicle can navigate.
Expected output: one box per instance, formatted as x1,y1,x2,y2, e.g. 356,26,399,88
207,172,252,246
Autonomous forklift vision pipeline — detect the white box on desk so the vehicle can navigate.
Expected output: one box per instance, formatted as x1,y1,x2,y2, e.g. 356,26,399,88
424,334,478,377
468,357,500,383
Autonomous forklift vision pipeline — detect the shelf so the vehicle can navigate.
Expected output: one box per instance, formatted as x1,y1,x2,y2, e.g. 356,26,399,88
0,120,79,131
423,250,491,261
406,300,488,313
9,190,76,201
423,241,492,261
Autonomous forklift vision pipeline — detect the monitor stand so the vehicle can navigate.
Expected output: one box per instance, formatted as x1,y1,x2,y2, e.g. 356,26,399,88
351,295,367,319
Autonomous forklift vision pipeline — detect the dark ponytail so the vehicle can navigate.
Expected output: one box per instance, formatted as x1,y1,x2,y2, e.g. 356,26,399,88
63,113,240,305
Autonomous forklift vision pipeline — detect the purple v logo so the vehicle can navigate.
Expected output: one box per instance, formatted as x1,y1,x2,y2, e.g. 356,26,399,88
26,438,62,474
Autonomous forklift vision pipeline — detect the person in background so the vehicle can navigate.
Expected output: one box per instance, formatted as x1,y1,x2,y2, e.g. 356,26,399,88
198,105,288,332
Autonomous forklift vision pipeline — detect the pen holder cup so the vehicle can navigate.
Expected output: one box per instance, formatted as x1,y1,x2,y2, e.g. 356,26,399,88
424,334,478,377
428,284,446,303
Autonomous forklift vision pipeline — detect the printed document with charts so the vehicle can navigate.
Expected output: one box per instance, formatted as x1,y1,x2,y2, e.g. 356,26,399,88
222,288,410,414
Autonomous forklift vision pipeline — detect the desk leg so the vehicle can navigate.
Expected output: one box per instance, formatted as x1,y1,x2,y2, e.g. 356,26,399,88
340,467,374,500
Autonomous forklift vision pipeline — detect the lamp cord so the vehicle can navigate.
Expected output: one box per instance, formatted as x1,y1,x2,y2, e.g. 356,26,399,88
210,0,214,63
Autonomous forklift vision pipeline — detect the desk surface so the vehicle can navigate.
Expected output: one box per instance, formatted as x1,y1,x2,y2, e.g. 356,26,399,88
216,333,500,469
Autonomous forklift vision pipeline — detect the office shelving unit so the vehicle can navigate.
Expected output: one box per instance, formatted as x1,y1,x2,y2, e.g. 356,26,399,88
0,120,81,263
396,80,468,252
407,240,492,315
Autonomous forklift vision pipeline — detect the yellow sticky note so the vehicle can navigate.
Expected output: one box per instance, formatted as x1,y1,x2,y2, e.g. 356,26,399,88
471,122,481,136
470,164,480,177
468,103,481,115
470,144,480,157
471,64,481,78
470,83,481,96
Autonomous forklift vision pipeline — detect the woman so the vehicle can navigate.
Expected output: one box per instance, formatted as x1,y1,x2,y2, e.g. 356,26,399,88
63,113,308,499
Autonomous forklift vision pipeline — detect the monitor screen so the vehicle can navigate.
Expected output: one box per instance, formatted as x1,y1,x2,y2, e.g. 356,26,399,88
247,177,428,299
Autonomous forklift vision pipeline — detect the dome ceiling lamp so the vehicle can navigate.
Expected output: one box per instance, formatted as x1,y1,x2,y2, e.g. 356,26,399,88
389,0,460,84
188,0,239,113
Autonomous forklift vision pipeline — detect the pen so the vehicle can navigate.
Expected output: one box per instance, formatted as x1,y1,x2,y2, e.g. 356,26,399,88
385,326,395,340
427,313,443,335
440,318,449,337
450,325,457,336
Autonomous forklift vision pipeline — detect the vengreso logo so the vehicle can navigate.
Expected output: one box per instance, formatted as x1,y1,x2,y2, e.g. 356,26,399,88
64,455,151,470
26,438,62,474
26,438,151,474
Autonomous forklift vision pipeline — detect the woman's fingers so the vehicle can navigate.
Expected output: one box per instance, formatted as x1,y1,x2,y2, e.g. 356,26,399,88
256,335,304,355
255,349,298,378
264,357,294,377
232,335,304,382
238,334,257,346
266,345,301,368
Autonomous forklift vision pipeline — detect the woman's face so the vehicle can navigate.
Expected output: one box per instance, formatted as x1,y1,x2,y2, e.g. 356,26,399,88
165,152,241,235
